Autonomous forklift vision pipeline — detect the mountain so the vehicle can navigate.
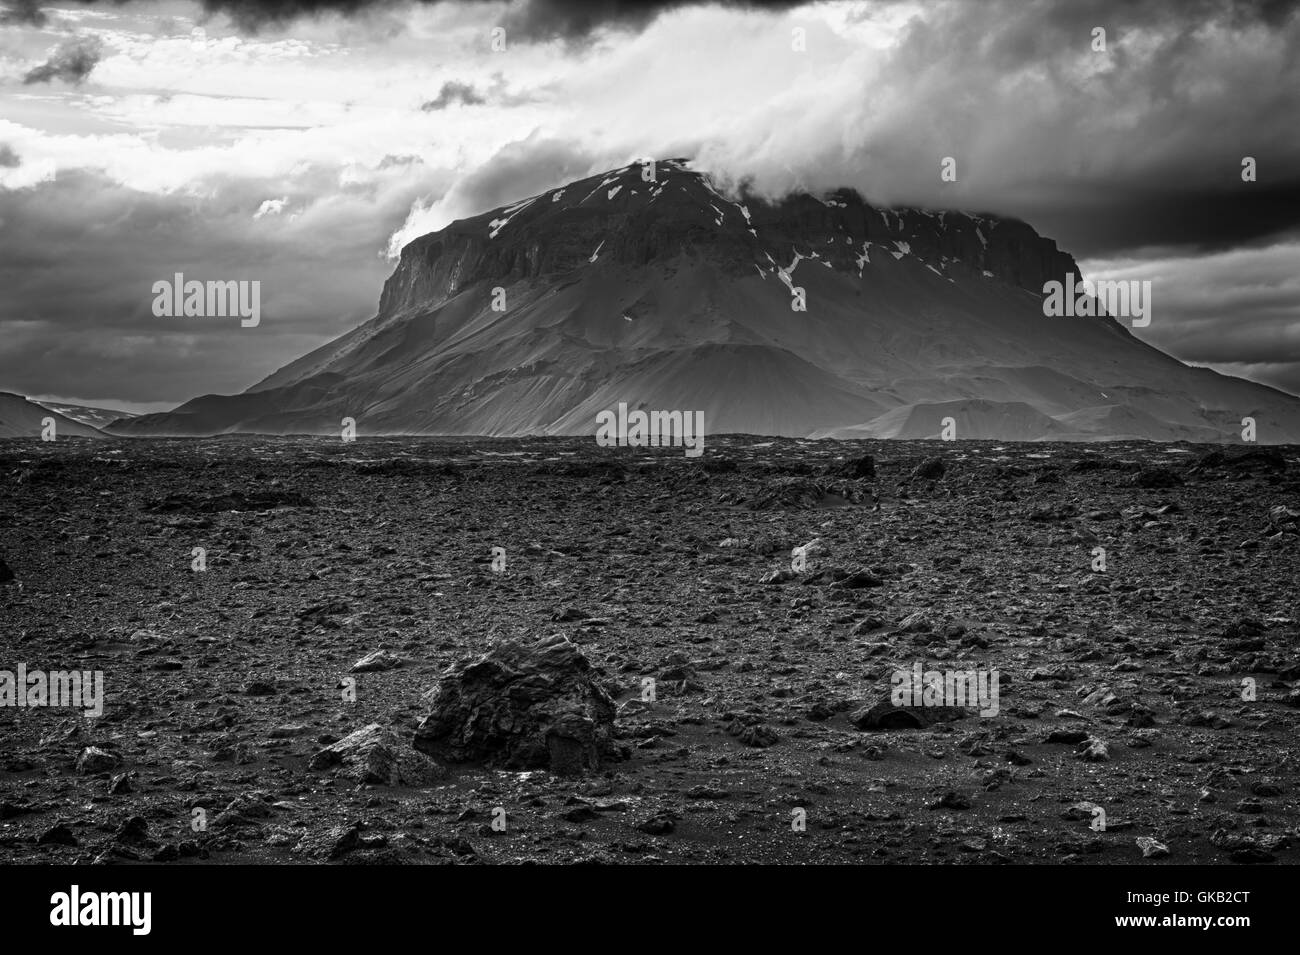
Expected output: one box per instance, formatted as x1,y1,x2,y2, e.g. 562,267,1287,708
0,392,105,438
112,159,1300,442
33,400,137,431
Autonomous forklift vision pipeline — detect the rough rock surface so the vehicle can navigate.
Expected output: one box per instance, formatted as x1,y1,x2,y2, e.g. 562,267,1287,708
850,691,969,730
413,633,616,774
308,724,446,786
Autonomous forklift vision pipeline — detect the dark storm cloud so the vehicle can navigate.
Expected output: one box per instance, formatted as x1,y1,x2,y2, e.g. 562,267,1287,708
685,0,1300,259
59,0,804,39
420,80,485,111
0,144,20,168
0,0,47,26
495,0,803,42
0,164,450,406
962,0,1300,256
22,37,104,86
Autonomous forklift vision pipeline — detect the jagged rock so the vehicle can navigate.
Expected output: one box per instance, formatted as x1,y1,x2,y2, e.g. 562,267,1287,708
309,723,447,785
241,678,277,696
1077,736,1110,761
834,568,884,589
413,633,616,774
930,790,973,810
910,456,946,481
37,823,78,847
350,649,407,673
115,816,152,846
850,692,967,730
636,812,678,835
1191,447,1287,474
725,719,779,747
551,605,590,622
75,746,121,774
833,454,876,480
213,792,274,829
750,477,856,510
1136,836,1170,859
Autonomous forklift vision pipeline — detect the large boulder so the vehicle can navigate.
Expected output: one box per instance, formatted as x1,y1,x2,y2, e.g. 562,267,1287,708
413,634,616,775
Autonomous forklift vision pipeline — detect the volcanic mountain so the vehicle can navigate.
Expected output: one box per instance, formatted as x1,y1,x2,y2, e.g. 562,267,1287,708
112,159,1300,442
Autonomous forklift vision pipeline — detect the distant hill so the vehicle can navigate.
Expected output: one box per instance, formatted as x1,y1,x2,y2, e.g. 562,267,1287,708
0,392,105,438
33,400,137,431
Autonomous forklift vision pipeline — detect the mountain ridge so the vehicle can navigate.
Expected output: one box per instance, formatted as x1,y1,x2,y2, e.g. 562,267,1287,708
109,159,1300,443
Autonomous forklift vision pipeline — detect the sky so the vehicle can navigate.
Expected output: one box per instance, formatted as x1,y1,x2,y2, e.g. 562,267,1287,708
0,0,1297,412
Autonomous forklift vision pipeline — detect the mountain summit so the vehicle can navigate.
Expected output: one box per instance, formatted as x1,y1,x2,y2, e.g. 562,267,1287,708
113,159,1300,442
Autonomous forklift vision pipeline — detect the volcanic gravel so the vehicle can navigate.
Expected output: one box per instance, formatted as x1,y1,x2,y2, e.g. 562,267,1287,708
1,435,1297,865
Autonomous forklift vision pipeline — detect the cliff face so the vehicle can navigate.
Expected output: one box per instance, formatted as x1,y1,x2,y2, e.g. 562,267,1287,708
111,159,1300,442
376,159,1079,319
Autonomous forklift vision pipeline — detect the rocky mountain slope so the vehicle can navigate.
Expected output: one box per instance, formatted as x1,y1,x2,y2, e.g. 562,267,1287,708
34,400,137,431
111,160,1300,442
0,392,104,438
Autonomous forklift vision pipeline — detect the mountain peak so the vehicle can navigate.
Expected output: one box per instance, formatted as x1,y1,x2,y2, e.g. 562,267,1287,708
380,159,1079,319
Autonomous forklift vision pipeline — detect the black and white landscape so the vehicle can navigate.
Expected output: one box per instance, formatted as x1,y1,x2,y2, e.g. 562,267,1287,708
1,0,1299,878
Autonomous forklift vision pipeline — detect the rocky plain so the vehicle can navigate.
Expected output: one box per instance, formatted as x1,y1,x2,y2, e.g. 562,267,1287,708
1,435,1297,865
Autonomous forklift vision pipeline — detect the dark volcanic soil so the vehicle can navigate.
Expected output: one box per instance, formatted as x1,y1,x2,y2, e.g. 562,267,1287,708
1,436,1298,865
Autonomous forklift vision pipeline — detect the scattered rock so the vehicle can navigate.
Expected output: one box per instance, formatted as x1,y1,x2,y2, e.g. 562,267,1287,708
143,489,314,513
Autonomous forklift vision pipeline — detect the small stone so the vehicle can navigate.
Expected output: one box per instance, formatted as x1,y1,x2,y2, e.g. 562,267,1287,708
76,746,121,774
350,649,407,673
1136,836,1170,859
1077,737,1110,762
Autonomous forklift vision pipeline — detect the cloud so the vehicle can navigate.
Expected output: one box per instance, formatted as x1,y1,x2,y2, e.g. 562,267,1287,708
420,79,485,110
658,0,1300,257
0,162,450,405
495,0,805,42
23,37,105,86
0,0,47,27
0,144,19,168
1083,238,1300,396
254,196,289,217
69,0,807,41
386,133,595,254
